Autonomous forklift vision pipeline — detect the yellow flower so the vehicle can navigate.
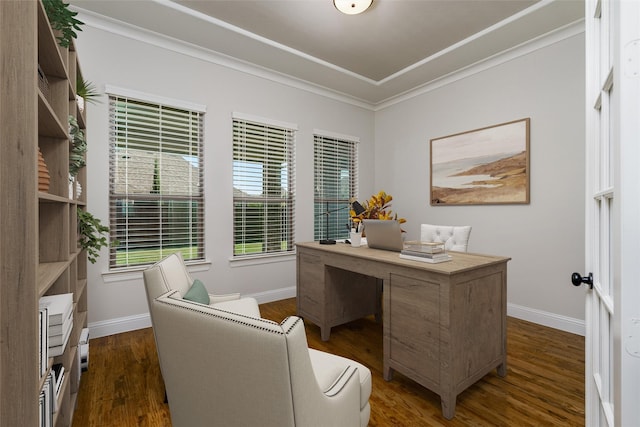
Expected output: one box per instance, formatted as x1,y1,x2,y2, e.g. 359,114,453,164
351,190,406,225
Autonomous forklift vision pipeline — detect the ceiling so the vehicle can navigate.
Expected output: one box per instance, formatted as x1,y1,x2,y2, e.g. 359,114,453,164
73,0,584,105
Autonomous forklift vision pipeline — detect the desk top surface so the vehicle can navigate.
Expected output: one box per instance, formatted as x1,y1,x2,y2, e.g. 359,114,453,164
296,241,510,274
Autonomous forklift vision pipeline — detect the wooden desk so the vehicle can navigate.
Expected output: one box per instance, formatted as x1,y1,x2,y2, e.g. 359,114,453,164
296,242,510,419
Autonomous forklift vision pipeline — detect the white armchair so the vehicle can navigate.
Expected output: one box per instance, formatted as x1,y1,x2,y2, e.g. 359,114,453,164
420,224,472,252
150,291,372,427
142,252,260,317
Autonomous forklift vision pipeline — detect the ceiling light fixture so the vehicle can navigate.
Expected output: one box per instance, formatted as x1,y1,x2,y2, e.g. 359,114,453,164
334,0,372,15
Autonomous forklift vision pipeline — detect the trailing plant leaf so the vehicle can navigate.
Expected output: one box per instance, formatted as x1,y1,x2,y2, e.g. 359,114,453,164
78,210,113,263
43,0,84,48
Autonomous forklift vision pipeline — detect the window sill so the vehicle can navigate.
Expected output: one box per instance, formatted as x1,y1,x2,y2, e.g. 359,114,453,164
102,259,212,283
228,252,296,267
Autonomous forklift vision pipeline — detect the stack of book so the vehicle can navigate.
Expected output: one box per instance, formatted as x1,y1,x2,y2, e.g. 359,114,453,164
39,372,52,427
399,241,452,263
39,306,49,376
79,327,89,371
52,363,65,401
39,369,57,427
39,293,73,357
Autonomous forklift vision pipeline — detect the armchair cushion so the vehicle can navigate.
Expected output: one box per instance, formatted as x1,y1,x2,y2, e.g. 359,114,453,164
209,293,241,304
182,279,210,305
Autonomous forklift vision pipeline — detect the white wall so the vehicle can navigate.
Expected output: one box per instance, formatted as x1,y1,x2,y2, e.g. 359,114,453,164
75,21,375,336
77,14,586,337
373,31,586,332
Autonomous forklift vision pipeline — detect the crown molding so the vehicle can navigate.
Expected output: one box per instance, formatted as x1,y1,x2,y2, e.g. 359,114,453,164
75,6,583,111
375,19,585,111
75,8,377,110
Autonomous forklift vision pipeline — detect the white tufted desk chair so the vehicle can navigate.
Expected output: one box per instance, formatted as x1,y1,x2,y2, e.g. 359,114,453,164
420,224,472,252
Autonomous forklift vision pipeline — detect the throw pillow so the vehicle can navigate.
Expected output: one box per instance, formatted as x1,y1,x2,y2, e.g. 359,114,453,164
183,279,210,305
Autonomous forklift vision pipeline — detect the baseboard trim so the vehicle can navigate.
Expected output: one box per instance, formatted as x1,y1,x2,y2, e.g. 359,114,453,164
88,286,297,338
89,288,583,338
89,313,152,339
507,302,585,336
248,286,297,304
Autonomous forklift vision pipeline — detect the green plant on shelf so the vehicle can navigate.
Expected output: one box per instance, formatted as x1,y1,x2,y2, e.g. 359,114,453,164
76,76,101,105
78,210,115,264
69,115,86,177
42,0,84,48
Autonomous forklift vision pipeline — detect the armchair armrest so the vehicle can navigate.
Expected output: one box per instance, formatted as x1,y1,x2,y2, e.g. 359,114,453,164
323,365,359,398
208,293,241,304
282,317,369,427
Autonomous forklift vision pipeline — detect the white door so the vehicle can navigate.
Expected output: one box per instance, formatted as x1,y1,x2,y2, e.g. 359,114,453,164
582,0,640,426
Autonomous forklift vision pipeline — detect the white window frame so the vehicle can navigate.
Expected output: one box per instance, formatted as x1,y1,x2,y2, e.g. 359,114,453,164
232,113,297,259
313,130,359,242
106,86,206,269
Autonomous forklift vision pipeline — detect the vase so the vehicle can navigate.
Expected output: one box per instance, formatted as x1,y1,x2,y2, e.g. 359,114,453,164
350,231,362,247
76,95,85,113
38,147,50,192
69,174,75,199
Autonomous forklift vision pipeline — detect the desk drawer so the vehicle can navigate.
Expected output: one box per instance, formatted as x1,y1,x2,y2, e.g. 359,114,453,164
297,252,324,317
387,273,441,385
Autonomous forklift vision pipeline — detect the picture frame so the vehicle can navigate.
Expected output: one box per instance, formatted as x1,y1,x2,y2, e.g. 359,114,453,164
430,118,530,205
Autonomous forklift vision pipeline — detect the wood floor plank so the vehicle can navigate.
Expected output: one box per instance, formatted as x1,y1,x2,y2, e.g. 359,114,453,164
73,298,584,426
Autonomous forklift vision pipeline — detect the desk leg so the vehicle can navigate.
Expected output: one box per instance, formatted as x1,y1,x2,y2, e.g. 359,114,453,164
497,361,507,377
440,393,457,420
321,326,331,341
383,365,394,381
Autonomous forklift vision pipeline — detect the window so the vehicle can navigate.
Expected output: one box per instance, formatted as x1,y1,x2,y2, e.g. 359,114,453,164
313,133,359,242
232,114,296,257
108,89,205,268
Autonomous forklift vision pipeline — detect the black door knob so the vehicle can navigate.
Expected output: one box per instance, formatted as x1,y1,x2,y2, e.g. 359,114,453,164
571,272,593,289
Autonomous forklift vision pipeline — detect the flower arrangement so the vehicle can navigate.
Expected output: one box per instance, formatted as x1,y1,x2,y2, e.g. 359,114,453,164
350,190,406,228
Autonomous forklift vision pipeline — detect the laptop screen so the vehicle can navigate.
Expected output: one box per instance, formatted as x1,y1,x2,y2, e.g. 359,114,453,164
362,219,404,252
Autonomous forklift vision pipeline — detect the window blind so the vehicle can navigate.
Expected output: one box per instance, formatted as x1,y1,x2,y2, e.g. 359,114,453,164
313,134,358,241
108,95,205,268
233,118,296,257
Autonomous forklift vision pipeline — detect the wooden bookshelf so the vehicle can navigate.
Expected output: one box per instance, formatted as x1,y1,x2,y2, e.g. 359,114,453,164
0,1,88,425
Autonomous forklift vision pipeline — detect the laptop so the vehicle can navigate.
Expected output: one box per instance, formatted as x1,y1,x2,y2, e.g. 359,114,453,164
362,219,404,252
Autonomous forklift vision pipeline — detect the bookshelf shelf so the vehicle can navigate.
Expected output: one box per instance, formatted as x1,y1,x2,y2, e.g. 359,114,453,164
38,262,70,297
38,91,68,139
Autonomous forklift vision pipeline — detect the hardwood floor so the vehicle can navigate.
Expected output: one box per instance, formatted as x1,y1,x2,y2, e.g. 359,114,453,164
73,298,584,426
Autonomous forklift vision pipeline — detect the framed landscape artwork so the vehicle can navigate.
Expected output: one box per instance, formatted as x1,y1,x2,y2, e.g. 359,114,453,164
430,118,530,205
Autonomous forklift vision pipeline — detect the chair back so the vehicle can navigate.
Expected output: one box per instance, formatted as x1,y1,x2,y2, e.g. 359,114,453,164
150,292,367,427
142,252,193,308
151,291,300,426
420,224,472,252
